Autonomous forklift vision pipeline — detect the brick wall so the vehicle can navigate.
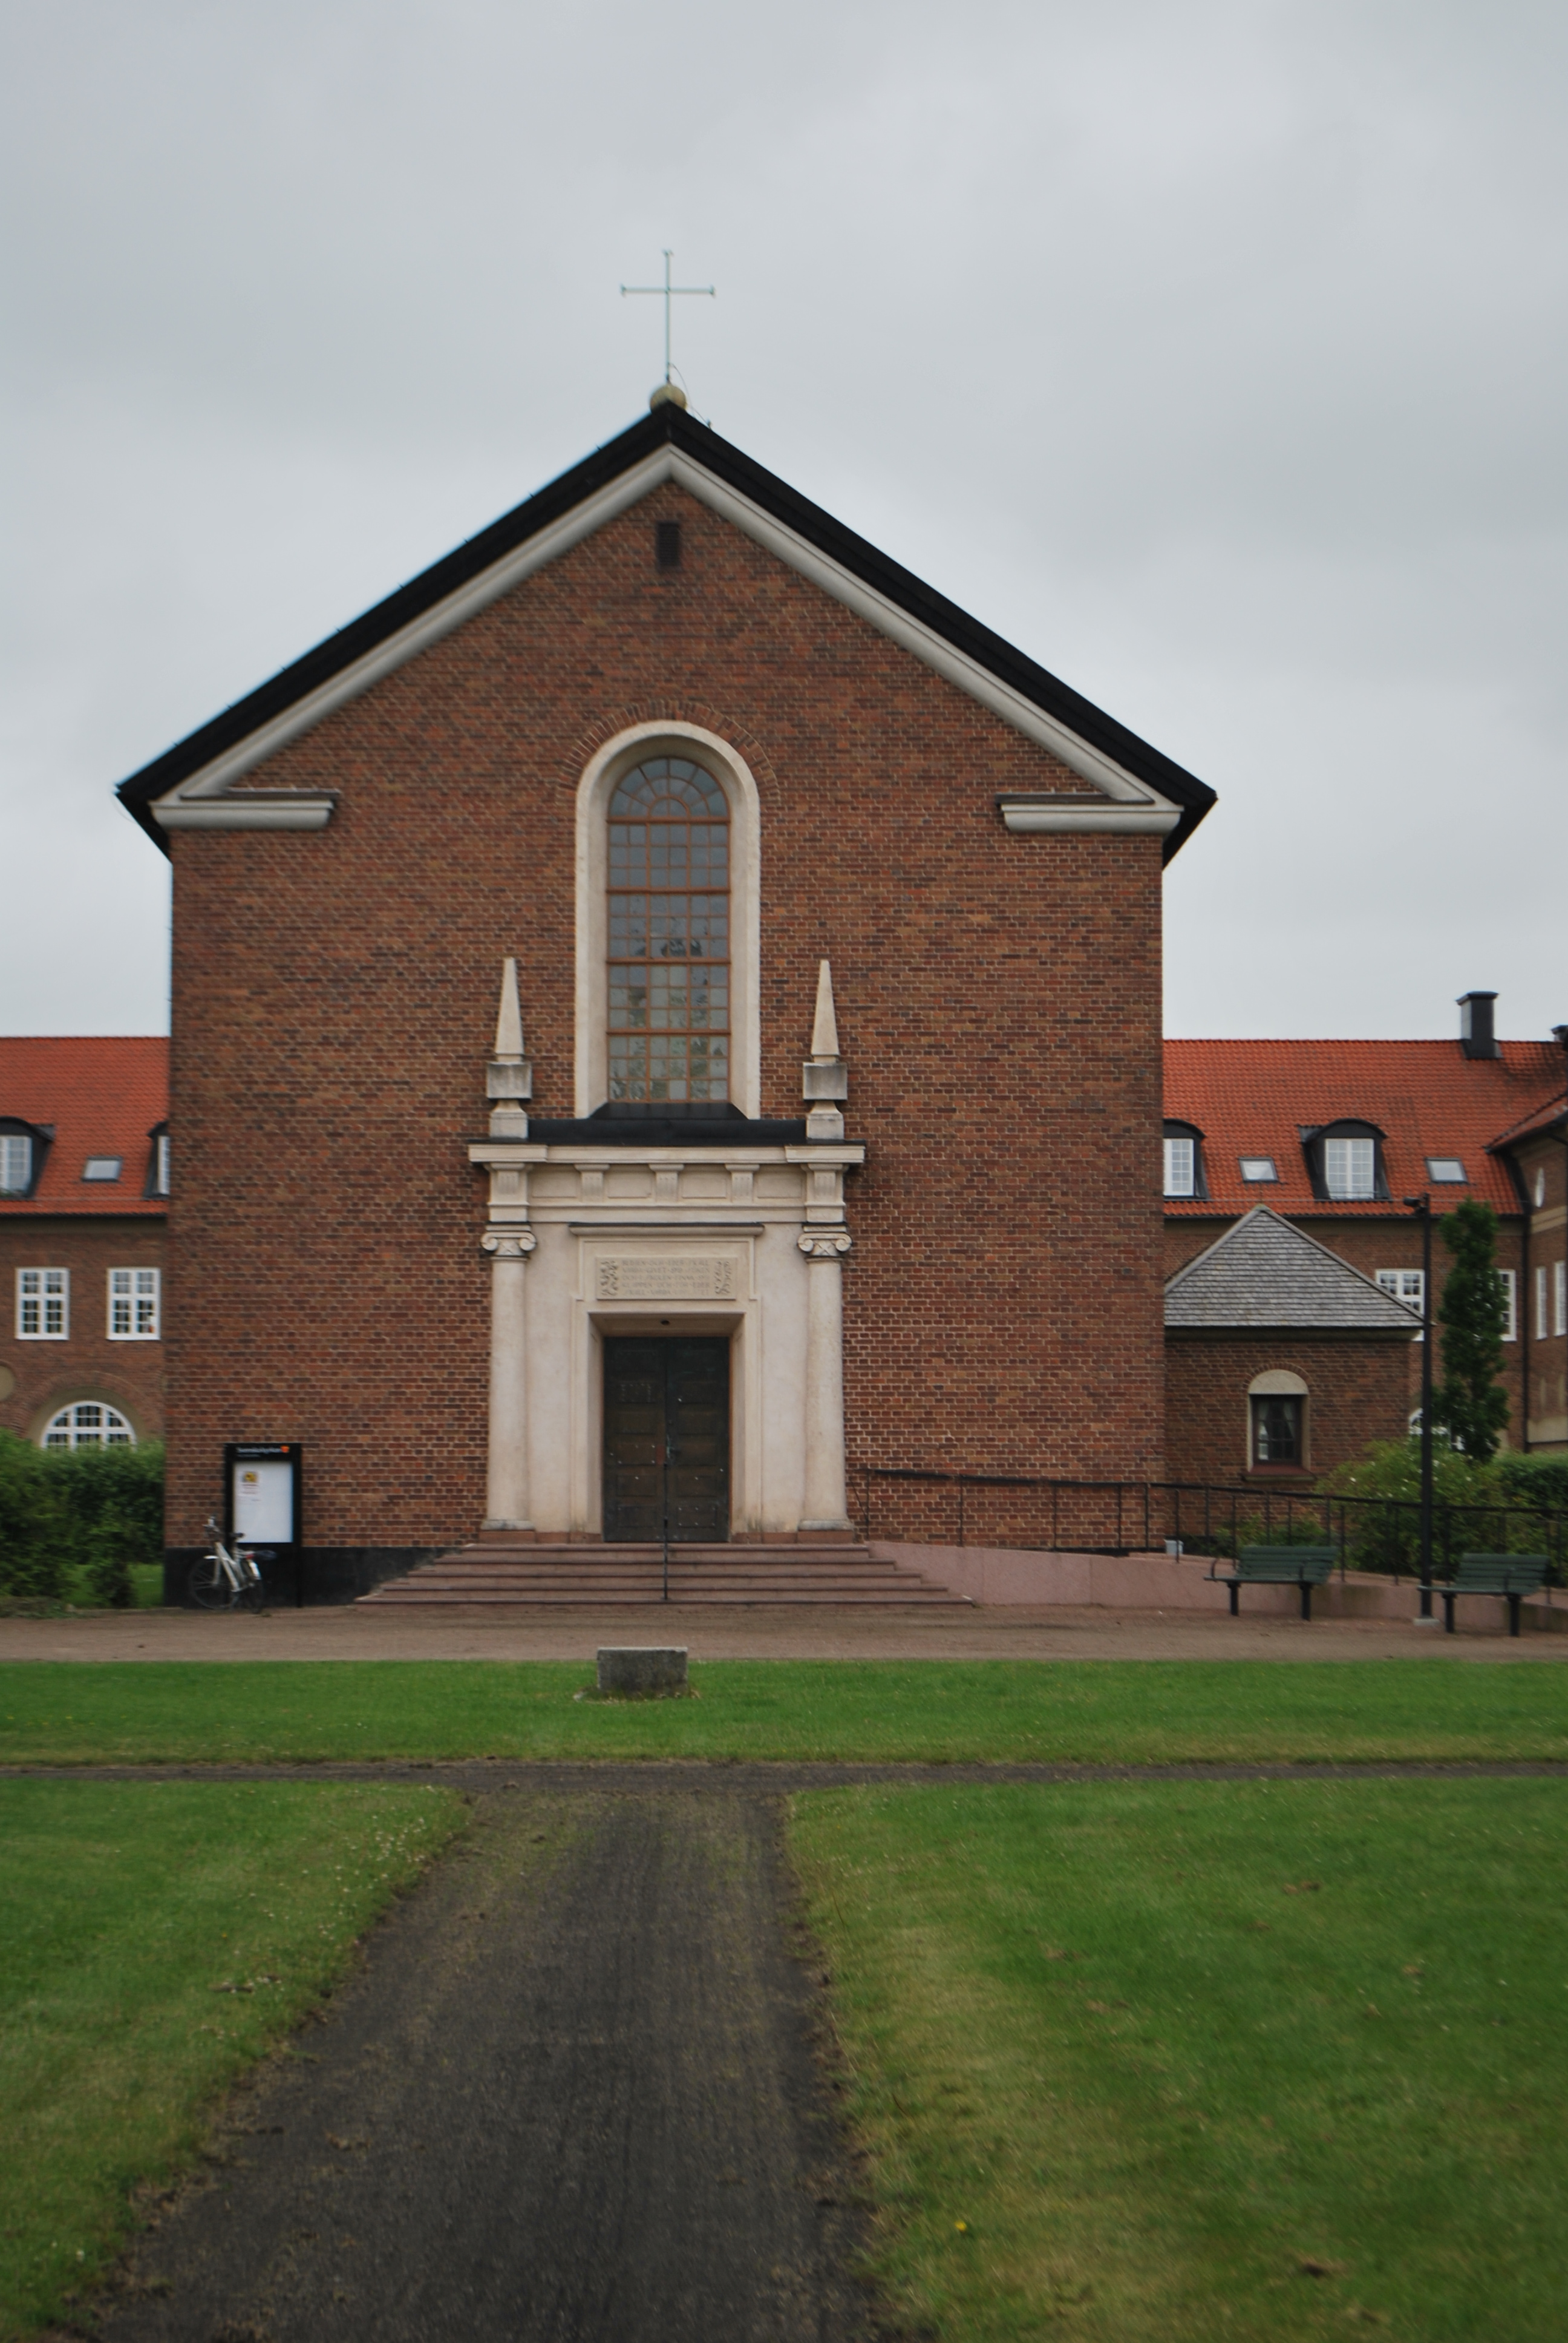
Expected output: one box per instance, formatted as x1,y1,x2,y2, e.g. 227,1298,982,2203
1517,1136,1568,1445
0,1221,166,1444
163,481,1167,1552
1165,1332,1412,1487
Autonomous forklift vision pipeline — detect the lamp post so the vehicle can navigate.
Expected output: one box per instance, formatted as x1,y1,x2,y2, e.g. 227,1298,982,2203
1404,1193,1436,1613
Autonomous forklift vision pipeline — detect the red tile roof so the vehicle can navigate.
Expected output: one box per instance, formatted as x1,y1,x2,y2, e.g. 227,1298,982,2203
1163,1039,1565,1219
0,1038,169,1217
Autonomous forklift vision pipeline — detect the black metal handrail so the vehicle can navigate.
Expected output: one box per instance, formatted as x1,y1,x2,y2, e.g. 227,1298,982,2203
854,1464,1568,1584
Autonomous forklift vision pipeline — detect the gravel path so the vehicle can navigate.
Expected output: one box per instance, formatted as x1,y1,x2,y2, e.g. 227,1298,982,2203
8,1603,1566,1662
88,1786,875,2343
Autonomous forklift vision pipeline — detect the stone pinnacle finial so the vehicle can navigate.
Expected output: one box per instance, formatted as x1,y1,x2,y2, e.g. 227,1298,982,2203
486,957,532,1136
494,957,524,1060
803,957,847,1138
810,958,840,1062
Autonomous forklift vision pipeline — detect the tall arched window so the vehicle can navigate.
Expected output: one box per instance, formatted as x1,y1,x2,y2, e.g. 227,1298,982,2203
607,757,731,1104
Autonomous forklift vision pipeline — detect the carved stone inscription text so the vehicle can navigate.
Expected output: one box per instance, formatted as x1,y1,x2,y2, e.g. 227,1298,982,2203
596,1256,737,1300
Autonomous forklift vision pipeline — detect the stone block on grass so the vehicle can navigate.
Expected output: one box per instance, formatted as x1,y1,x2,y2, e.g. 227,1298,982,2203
596,1646,689,1696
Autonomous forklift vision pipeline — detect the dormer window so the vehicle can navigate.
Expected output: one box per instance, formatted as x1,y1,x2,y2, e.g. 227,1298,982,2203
82,1157,122,1183
1163,1122,1207,1199
1,1132,31,1194
147,1126,171,1199
1303,1121,1387,1202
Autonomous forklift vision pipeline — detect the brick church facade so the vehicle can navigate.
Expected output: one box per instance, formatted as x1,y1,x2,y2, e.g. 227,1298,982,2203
116,399,1215,1592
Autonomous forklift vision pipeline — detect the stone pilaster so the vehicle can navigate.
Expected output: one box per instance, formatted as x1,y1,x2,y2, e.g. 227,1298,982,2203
480,1228,537,1532
797,1228,853,1533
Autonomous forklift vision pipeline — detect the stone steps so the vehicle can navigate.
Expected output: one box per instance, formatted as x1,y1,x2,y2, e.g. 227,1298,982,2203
357,1542,969,1607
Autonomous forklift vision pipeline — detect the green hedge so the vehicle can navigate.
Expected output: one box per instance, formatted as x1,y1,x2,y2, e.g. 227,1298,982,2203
0,1435,165,1606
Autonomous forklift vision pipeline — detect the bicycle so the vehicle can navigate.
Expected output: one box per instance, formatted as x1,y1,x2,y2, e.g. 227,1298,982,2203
186,1517,267,1611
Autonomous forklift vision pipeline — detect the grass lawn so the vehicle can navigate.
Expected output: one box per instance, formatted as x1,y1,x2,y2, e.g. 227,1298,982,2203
0,1779,466,2341
0,1657,1566,1768
792,1778,1568,2342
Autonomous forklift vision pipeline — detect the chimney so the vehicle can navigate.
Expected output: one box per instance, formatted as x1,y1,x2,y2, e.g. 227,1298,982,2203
1457,991,1499,1060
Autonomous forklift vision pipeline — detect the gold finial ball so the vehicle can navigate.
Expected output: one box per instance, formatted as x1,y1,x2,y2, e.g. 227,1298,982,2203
649,382,688,411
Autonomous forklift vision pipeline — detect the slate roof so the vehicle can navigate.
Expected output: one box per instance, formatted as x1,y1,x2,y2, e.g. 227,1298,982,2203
1163,1038,1564,1219
0,1038,169,1216
1164,1205,1421,1333
114,402,1215,860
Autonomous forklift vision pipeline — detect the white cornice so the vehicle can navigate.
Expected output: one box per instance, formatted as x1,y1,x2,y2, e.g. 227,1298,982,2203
148,443,1178,832
998,795,1179,838
156,793,338,831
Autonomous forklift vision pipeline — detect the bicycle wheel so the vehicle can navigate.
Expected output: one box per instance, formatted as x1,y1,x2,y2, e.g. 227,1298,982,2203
237,1573,267,1613
186,1556,233,1610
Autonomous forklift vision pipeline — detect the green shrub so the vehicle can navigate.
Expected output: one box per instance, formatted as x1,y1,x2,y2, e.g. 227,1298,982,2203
83,1501,139,1609
0,1432,68,1601
1496,1451,1568,1516
45,1441,164,1574
1326,1439,1561,1573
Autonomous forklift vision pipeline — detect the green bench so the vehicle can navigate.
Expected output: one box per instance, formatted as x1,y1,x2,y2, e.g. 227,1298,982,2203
1210,1546,1338,1621
1421,1553,1549,1638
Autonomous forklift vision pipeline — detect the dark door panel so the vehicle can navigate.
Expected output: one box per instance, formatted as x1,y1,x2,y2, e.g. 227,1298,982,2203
603,1337,731,1543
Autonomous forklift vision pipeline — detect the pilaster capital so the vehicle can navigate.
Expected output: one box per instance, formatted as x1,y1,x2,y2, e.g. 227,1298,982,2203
798,1228,852,1260
481,1228,537,1259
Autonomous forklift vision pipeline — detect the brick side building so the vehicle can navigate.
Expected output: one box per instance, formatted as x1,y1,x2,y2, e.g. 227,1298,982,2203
114,399,1215,1593
0,1038,168,1450
1164,1003,1568,1465
1164,1207,1417,1486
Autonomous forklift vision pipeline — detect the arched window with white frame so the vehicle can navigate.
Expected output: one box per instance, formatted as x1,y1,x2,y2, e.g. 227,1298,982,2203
41,1401,136,1449
575,723,762,1118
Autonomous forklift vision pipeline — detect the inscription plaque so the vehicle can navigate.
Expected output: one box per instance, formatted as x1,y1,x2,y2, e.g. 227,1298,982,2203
596,1256,737,1300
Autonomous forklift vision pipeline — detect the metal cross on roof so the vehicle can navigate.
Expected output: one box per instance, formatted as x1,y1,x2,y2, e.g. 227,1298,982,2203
620,249,716,387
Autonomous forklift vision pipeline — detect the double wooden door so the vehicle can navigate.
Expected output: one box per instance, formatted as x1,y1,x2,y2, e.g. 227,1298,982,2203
602,1337,731,1544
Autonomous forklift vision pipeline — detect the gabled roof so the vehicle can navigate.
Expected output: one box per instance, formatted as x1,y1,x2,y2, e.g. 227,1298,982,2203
1165,1205,1420,1332
1487,1088,1568,1153
0,1038,169,1216
116,403,1215,859
1164,1038,1564,1219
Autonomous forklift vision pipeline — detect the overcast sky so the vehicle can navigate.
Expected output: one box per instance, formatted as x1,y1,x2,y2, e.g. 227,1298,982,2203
4,0,1564,1041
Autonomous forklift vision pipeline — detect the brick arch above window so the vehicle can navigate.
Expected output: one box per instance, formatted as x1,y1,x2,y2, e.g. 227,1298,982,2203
574,722,762,1118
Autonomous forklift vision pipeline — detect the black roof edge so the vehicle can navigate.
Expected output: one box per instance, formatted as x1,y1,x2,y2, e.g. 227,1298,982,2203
116,402,1217,861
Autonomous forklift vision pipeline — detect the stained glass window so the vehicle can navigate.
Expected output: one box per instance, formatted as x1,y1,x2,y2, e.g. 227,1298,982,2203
607,758,730,1103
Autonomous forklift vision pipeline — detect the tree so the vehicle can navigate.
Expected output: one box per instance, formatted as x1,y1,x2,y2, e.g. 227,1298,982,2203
1434,1199,1511,1463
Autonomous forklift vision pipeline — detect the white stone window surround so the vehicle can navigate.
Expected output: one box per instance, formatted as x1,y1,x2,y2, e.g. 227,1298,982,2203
575,722,762,1119
108,1267,161,1340
17,1267,69,1340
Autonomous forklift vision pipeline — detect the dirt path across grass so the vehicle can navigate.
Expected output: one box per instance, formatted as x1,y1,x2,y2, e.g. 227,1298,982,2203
83,1784,874,2343
7,1602,1568,1661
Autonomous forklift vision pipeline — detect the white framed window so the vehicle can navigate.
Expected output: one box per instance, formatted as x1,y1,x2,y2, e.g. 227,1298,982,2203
16,1267,68,1339
154,1133,171,1196
82,1156,122,1183
1535,1166,1547,1208
1376,1268,1425,1316
108,1267,160,1340
1240,1156,1277,1182
41,1401,135,1449
1500,1268,1517,1342
1426,1158,1466,1183
1163,1135,1195,1197
1,1133,32,1194
1324,1136,1376,1200
1556,1259,1567,1340
1536,1264,1549,1340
